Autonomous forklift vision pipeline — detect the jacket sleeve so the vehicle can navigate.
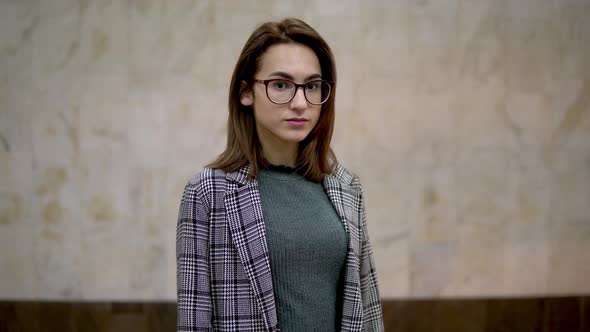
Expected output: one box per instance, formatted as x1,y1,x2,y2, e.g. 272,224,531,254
353,177,385,332
176,180,213,331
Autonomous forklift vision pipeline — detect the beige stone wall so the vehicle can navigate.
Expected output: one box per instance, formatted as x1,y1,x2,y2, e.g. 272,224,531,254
1,0,589,300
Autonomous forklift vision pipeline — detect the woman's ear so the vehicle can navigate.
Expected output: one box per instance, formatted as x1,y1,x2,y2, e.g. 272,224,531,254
240,81,253,106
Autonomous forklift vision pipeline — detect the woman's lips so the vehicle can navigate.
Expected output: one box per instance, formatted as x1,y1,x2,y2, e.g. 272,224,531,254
286,118,308,126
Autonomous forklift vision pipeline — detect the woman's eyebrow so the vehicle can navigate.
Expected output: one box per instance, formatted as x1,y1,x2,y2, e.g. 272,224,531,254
268,71,322,81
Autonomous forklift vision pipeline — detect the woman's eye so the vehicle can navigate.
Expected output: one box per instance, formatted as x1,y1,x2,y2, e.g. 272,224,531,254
271,81,289,89
306,82,320,90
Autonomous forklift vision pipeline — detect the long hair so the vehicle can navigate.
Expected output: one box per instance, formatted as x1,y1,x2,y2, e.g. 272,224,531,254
207,18,337,182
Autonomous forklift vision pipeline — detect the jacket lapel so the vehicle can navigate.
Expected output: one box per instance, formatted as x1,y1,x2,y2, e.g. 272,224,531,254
224,165,278,331
323,172,351,235
322,163,361,239
323,165,364,331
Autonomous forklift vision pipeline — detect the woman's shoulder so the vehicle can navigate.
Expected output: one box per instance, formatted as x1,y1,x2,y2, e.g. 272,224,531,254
181,168,235,211
331,163,363,192
186,167,227,191
186,167,227,185
184,163,252,190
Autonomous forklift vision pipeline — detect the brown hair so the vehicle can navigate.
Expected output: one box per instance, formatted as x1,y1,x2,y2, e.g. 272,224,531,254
206,18,337,182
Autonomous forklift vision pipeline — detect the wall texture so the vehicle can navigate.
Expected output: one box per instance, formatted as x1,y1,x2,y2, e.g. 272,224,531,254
0,0,589,300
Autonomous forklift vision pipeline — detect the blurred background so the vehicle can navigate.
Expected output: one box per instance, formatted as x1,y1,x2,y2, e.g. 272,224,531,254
1,0,589,331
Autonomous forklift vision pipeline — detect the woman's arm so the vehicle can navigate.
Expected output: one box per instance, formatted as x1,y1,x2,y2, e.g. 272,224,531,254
176,180,213,331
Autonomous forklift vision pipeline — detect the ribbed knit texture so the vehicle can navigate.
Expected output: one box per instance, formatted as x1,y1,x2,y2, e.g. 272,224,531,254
257,164,348,331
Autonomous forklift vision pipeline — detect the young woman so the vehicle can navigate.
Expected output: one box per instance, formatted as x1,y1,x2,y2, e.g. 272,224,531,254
176,18,383,332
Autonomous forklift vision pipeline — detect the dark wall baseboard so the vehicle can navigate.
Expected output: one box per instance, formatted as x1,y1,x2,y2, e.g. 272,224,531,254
382,297,588,332
0,296,588,332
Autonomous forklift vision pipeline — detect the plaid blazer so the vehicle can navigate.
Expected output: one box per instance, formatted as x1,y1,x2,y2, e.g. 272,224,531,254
176,163,384,331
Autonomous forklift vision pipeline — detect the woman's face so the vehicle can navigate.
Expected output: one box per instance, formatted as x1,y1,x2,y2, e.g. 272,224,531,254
241,43,322,152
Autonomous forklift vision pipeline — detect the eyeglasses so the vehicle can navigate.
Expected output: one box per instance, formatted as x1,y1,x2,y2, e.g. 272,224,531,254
254,78,333,105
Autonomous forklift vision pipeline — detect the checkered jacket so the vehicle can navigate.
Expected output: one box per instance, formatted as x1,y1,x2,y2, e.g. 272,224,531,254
176,163,384,331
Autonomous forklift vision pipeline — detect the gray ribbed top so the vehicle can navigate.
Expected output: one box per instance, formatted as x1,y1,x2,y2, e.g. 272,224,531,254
257,165,348,331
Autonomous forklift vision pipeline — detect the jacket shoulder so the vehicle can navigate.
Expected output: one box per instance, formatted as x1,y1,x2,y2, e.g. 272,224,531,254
332,163,363,192
183,168,228,205
186,167,226,186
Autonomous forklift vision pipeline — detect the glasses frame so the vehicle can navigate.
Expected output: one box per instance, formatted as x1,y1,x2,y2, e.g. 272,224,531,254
253,78,334,105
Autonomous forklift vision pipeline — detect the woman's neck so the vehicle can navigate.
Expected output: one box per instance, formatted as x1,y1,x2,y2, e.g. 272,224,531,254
262,144,297,167
259,137,298,167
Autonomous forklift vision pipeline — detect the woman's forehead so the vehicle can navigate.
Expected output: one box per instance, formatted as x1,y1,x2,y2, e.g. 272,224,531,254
257,43,321,78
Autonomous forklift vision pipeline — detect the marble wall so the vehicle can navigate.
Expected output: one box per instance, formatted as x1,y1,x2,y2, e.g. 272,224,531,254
0,0,588,300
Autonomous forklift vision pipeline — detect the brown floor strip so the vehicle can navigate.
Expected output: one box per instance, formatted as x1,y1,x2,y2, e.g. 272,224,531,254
0,296,587,331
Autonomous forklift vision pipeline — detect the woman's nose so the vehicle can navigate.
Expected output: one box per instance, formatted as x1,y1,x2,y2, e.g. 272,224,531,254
290,86,307,109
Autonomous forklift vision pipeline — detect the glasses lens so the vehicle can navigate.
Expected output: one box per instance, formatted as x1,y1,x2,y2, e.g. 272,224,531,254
305,81,331,105
267,80,296,104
